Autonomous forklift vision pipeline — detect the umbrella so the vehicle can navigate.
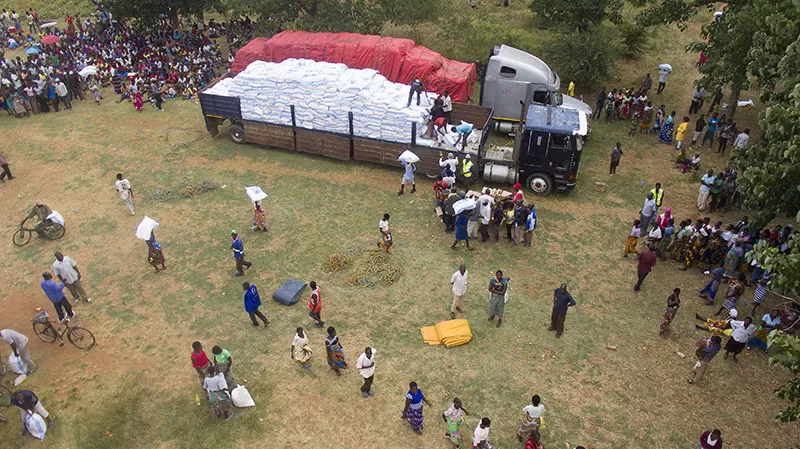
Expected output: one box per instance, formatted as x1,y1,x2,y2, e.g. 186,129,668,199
40,21,57,28
40,35,59,44
79,65,98,77
24,47,39,55
119,72,137,77
658,63,673,72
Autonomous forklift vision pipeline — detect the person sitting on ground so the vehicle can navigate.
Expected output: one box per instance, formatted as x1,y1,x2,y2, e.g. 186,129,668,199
694,308,738,337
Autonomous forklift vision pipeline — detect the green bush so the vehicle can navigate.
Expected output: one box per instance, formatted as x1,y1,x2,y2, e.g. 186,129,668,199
543,26,619,90
617,20,650,59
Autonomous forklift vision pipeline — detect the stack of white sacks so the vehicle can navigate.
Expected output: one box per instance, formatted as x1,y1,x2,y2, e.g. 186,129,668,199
207,59,437,144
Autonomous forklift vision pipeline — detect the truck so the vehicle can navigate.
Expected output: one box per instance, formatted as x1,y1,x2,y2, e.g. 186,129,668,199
480,44,592,132
200,44,590,195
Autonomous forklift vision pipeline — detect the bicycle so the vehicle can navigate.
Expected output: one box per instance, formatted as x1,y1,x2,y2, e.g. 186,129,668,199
12,218,65,247
31,311,95,350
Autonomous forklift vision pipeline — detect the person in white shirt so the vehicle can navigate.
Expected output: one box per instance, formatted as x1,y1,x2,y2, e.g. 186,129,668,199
472,417,492,449
53,252,93,303
439,152,458,175
733,129,750,150
202,367,233,421
441,91,453,123
517,394,544,441
723,316,757,362
0,329,36,374
450,264,468,319
115,173,135,215
356,347,376,398
378,214,393,252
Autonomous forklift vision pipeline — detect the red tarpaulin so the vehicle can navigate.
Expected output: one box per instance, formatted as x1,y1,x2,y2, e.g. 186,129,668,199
230,31,476,102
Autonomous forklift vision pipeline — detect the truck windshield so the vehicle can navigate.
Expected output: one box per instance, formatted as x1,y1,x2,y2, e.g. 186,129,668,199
550,135,570,151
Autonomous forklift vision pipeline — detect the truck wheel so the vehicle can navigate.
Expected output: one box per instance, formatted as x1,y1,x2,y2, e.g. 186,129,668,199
228,124,245,144
526,173,553,196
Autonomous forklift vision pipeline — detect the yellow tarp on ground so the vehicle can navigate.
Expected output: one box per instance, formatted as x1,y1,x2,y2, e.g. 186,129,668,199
420,319,472,348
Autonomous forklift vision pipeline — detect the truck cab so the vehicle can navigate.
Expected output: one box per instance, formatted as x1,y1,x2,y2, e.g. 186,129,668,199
480,44,592,125
515,104,588,195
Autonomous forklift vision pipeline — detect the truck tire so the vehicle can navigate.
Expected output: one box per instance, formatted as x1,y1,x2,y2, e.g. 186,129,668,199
526,173,553,196
228,123,245,144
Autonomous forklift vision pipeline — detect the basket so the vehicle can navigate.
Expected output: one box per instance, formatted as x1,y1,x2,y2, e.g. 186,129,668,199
32,311,49,323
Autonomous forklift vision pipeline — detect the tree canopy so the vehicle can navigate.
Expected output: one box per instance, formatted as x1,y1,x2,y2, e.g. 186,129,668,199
768,331,800,423
530,0,623,34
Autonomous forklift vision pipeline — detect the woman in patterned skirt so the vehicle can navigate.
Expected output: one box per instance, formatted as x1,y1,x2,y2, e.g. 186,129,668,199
402,381,431,435
324,326,347,376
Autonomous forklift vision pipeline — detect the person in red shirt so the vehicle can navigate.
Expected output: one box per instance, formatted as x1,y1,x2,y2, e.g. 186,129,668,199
309,281,324,327
634,244,657,291
190,341,211,386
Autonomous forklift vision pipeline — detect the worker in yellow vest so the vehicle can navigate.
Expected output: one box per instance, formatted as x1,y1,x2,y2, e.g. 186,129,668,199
461,154,475,189
650,183,664,225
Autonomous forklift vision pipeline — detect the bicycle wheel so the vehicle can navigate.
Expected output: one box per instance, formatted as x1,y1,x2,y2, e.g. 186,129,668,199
0,383,12,407
12,228,32,246
43,223,65,240
68,326,95,350
33,322,57,343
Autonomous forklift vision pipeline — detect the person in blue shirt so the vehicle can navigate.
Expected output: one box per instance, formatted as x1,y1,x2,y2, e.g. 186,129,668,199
451,211,472,251
701,113,719,147
231,230,252,277
398,160,416,196
451,123,473,151
11,389,55,433
39,272,74,323
243,282,269,327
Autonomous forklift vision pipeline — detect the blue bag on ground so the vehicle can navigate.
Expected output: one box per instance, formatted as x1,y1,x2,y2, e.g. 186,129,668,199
272,279,307,305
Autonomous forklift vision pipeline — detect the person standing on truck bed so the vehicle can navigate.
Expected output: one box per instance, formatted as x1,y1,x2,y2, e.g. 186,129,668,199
398,160,416,196
452,123,473,152
441,91,453,124
406,78,424,107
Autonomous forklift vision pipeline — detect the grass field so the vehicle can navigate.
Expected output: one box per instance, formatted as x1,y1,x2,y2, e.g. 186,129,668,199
0,3,796,449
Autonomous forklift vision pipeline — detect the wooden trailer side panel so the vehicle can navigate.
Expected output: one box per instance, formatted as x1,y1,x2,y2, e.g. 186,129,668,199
295,128,351,161
243,121,296,151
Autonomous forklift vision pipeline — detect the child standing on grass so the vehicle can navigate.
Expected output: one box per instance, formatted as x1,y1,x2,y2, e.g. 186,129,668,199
629,111,641,137
624,220,641,257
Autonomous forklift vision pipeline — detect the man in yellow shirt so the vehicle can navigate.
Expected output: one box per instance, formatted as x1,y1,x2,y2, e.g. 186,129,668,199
675,116,690,150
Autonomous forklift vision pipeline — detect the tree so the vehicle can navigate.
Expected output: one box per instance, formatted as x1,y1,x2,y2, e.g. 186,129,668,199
530,0,623,34
544,26,619,88
767,331,800,423
732,1,800,225
639,0,762,118
237,0,439,34
747,223,800,297
105,0,223,28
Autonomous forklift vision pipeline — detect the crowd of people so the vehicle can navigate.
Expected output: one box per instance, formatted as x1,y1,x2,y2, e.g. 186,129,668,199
0,5,259,117
598,71,752,178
